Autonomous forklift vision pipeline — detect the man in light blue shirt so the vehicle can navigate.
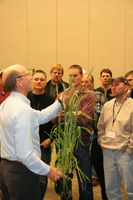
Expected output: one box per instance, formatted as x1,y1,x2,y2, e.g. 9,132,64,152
0,64,63,200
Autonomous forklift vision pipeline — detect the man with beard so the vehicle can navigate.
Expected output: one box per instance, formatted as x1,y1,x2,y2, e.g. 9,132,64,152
46,64,69,99
98,77,133,200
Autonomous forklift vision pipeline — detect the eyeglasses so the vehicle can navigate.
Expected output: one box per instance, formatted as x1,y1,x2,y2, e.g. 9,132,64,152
17,73,31,79
52,71,62,75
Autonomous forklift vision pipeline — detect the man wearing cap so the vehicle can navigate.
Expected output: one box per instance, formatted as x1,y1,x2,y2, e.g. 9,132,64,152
98,77,133,200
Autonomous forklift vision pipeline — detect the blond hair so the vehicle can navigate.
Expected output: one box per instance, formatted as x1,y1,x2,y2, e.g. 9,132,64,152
50,64,64,75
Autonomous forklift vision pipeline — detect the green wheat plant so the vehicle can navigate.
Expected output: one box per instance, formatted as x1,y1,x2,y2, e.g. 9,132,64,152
50,68,95,198
50,91,93,197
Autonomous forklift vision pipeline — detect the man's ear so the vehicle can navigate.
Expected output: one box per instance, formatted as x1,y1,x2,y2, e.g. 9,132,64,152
16,77,23,88
125,84,129,92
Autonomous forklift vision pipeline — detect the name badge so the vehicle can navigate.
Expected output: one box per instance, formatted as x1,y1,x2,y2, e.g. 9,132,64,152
106,131,116,138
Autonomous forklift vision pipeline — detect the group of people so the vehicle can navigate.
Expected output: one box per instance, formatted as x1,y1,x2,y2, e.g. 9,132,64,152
0,64,133,200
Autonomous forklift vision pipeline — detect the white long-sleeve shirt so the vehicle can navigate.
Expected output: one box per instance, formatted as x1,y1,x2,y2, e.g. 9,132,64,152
0,91,61,175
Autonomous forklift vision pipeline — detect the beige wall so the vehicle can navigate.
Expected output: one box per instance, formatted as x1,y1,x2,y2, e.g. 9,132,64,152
0,0,133,87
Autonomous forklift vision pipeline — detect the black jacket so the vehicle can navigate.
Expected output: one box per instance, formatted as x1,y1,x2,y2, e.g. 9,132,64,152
27,91,55,143
46,80,69,99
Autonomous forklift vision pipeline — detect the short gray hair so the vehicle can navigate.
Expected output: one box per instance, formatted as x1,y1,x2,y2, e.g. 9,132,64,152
3,71,20,91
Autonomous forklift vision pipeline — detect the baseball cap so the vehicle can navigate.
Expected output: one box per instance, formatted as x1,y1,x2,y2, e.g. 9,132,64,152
109,76,129,85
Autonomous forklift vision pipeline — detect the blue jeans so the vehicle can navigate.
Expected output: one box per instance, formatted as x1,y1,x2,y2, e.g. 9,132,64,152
74,139,93,200
56,139,93,200
103,148,133,200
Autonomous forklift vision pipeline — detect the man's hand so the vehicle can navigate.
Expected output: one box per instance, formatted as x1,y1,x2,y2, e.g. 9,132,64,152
46,166,62,182
40,138,51,148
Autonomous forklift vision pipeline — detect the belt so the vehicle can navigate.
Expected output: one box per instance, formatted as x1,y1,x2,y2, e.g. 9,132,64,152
2,158,22,164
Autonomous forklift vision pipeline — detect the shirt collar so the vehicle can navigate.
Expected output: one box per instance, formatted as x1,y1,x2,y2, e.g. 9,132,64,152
11,91,30,105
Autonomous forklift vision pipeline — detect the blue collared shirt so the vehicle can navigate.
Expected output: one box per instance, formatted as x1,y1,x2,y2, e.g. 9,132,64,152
0,91,61,175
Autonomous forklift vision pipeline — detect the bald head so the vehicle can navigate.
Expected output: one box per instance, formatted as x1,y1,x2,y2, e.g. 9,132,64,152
2,65,31,94
2,65,26,91
3,64,26,79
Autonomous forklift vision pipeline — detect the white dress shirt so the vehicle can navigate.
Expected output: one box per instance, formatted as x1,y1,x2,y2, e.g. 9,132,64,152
0,91,61,175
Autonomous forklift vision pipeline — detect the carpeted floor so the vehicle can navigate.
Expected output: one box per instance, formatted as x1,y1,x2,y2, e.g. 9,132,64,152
45,173,127,200
45,174,102,200
44,147,127,200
